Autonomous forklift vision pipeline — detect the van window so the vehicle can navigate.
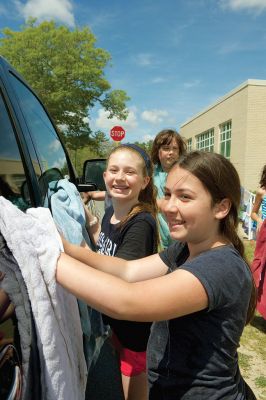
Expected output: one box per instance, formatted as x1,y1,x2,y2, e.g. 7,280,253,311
0,92,30,211
8,72,69,203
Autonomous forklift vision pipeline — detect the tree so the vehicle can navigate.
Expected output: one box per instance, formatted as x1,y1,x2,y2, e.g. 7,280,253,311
0,19,130,147
134,140,154,155
91,131,114,158
65,130,114,173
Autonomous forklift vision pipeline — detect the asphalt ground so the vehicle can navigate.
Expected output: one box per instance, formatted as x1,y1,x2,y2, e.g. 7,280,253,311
85,200,125,399
85,338,124,400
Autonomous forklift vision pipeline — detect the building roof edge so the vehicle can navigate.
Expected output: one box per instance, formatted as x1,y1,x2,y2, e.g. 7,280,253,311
180,79,266,128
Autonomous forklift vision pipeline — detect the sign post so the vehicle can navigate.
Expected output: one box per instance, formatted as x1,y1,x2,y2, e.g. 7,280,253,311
110,126,126,142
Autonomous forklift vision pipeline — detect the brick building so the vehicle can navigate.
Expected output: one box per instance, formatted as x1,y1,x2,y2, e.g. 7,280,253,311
179,80,266,191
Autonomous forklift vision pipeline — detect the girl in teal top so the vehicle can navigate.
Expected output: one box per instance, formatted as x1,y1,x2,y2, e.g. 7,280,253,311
251,164,266,234
151,129,186,249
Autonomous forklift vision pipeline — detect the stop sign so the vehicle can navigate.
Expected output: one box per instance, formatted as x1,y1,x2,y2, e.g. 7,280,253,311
110,126,126,141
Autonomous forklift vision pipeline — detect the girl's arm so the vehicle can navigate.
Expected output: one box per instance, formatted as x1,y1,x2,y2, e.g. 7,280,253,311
0,303,15,323
82,191,106,203
62,238,167,282
251,189,263,231
0,288,12,321
56,252,208,322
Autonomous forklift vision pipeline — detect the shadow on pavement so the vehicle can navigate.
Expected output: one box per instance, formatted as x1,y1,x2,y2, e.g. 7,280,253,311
250,314,266,334
86,338,124,400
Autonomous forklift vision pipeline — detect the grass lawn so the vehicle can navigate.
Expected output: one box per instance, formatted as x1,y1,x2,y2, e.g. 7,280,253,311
239,240,266,400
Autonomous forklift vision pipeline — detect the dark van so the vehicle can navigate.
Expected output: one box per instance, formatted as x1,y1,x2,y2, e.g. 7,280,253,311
0,56,119,400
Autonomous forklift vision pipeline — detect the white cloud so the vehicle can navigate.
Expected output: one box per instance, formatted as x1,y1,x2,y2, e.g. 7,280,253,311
0,4,8,16
57,123,68,132
151,77,167,84
141,109,169,124
134,53,153,66
14,0,75,26
87,11,118,30
83,116,89,124
49,139,61,152
219,0,266,13
64,111,75,117
183,79,201,88
95,108,138,132
52,156,67,169
143,134,155,142
217,42,242,54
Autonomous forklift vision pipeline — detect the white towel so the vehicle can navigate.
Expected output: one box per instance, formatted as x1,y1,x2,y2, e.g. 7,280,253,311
0,197,87,400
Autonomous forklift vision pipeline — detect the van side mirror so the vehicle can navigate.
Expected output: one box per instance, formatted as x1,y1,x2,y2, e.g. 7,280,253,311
77,183,97,192
83,159,106,191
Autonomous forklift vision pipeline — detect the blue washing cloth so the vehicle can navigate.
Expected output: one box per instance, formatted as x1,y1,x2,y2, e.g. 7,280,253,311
49,179,108,370
49,179,91,246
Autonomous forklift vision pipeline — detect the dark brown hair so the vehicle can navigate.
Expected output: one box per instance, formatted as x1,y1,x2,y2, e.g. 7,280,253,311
259,164,266,188
175,151,257,324
107,145,159,247
0,177,19,197
150,129,187,165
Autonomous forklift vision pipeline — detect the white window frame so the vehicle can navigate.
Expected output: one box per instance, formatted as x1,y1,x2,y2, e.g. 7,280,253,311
187,138,192,152
219,120,231,159
196,128,214,152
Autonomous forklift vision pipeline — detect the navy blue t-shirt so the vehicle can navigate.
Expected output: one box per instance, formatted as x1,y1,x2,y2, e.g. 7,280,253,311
97,206,158,351
147,242,253,400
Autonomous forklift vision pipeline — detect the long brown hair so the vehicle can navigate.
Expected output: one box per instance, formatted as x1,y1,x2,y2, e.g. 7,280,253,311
150,129,187,165
176,151,257,324
106,145,159,247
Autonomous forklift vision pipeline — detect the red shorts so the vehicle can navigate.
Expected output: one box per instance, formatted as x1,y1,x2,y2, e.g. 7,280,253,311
112,334,147,377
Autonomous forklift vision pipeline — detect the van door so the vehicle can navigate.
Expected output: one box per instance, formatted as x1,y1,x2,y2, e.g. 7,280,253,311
0,59,42,399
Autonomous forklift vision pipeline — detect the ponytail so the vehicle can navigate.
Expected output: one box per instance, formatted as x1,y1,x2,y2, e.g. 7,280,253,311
177,151,257,325
222,214,257,325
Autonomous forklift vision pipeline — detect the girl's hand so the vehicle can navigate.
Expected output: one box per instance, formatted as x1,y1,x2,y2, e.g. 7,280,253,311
257,220,263,234
81,192,91,205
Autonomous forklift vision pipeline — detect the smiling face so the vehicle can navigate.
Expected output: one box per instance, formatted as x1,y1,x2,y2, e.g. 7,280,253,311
162,165,225,248
158,138,180,172
103,149,150,205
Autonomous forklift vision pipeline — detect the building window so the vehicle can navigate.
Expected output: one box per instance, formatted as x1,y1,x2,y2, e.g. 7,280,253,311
220,121,231,159
196,129,214,152
186,138,192,152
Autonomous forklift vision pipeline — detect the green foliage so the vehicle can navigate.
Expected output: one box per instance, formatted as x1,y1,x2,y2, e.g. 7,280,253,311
91,130,114,157
0,19,130,145
66,132,115,175
133,140,153,155
255,376,266,388
240,312,266,398
244,240,256,264
67,145,95,175
101,90,130,120
238,352,251,372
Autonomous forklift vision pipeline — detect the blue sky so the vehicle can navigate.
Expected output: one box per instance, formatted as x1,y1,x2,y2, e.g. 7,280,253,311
1,0,266,143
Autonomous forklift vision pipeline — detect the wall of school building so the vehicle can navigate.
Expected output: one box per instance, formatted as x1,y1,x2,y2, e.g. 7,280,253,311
179,80,266,191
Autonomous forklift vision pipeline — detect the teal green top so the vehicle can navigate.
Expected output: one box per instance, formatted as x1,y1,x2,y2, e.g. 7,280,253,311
153,164,175,249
